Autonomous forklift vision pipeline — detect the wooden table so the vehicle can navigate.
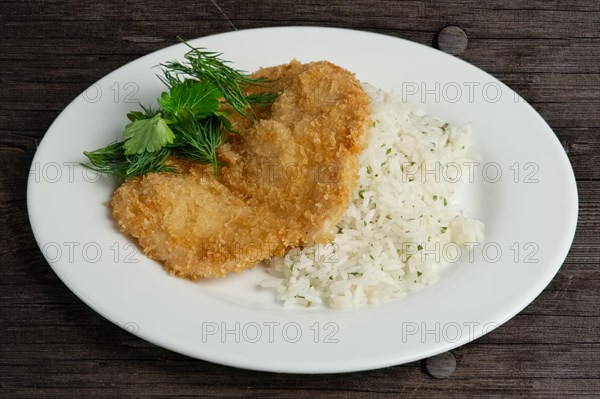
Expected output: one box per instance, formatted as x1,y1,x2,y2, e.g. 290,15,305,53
2,1,599,397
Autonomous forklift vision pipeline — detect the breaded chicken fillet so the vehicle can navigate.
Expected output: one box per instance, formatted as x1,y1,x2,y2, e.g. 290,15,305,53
111,60,371,278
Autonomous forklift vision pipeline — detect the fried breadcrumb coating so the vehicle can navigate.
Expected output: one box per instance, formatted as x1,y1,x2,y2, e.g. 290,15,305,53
111,60,371,279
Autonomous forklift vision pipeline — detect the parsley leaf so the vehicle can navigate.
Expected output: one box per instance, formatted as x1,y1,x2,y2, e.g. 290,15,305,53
123,114,175,155
158,80,222,119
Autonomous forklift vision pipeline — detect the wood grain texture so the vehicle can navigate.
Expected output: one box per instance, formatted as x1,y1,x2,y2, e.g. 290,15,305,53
1,1,599,398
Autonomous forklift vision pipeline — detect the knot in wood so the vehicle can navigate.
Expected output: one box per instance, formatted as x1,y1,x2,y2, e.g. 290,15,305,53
425,351,457,378
436,26,468,55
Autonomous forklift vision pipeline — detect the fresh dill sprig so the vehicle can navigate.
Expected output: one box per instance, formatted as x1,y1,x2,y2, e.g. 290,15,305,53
159,36,278,119
83,141,174,180
245,92,280,108
82,37,279,180
171,113,226,176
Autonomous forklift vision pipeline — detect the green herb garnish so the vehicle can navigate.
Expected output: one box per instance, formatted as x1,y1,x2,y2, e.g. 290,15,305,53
122,114,175,155
82,37,278,180
160,37,278,120
157,80,221,119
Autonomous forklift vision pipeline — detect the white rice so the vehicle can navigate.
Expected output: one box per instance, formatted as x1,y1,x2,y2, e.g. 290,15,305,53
261,85,484,309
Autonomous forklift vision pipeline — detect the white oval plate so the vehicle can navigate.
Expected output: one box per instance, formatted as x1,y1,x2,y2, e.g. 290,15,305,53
28,27,578,373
